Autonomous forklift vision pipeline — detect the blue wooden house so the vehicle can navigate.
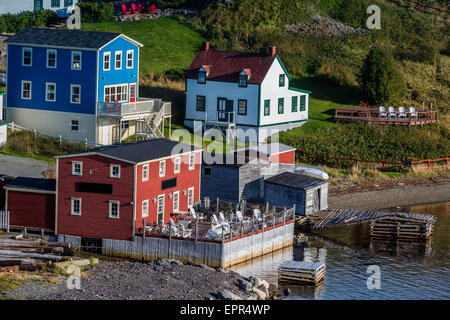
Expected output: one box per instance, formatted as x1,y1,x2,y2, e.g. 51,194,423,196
5,28,171,145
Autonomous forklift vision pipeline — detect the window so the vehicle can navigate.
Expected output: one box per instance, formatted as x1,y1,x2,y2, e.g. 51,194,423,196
264,99,270,116
279,74,285,87
70,85,81,104
115,51,122,70
162,178,177,190
64,0,73,7
204,167,212,176
238,99,247,115
104,84,127,102
174,157,181,174
109,201,120,219
71,120,79,132
292,96,298,112
278,98,284,114
72,161,82,175
188,187,194,208
173,191,179,212
46,83,56,102
71,51,81,70
110,164,120,178
51,0,60,8
71,198,81,215
22,48,32,66
300,95,306,111
159,160,166,177
196,95,205,112
121,121,129,130
126,50,133,69
142,164,149,181
239,75,248,87
197,70,206,84
157,194,164,225
189,153,195,170
142,200,149,218
104,52,111,71
46,49,57,68
21,81,32,100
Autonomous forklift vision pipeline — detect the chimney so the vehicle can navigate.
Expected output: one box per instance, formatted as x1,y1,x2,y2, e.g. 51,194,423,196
202,42,210,52
268,46,276,57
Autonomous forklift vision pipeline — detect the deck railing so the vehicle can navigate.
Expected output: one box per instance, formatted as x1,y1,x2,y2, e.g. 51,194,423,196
97,98,170,118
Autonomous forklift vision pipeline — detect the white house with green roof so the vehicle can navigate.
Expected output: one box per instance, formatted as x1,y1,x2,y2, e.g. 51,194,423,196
184,43,310,143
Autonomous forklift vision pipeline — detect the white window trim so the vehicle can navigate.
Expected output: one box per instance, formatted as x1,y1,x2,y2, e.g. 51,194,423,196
22,47,32,67
142,164,149,181
104,83,128,103
189,153,195,170
71,51,82,70
126,49,134,69
157,194,165,224
21,80,32,100
174,157,181,174
46,49,57,69
115,51,122,70
188,187,194,208
110,164,121,178
103,52,111,71
72,161,82,175
109,201,120,219
71,198,81,216
159,160,166,178
142,200,149,218
70,84,81,104
45,82,56,102
71,119,80,132
173,191,180,212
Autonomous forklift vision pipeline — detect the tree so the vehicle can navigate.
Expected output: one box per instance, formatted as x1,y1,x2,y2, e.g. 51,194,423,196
361,47,405,105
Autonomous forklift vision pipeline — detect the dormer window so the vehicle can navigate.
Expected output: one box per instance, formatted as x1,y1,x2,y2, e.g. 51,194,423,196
198,70,206,84
239,75,248,87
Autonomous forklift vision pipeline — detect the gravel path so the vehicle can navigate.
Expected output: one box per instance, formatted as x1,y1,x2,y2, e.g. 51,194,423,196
0,154,49,178
4,260,271,300
329,182,450,210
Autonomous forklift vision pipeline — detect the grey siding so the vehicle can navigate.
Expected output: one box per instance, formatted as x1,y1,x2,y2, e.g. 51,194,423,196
264,183,306,214
201,166,240,202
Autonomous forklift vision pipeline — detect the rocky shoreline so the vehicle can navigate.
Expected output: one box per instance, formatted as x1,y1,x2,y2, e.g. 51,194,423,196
4,258,279,300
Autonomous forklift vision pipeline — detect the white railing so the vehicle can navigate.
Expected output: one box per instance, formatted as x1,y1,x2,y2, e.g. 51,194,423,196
0,211,9,232
97,98,169,118
205,111,236,124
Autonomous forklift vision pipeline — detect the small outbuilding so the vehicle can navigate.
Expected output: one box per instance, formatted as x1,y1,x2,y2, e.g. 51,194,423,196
264,172,328,215
4,177,56,232
234,143,296,164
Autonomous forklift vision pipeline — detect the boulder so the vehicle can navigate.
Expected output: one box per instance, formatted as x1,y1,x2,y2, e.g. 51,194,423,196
237,279,253,292
252,287,267,300
218,289,243,300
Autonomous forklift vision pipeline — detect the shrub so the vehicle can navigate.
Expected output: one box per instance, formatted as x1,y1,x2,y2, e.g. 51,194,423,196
0,10,58,33
76,2,114,23
361,47,405,105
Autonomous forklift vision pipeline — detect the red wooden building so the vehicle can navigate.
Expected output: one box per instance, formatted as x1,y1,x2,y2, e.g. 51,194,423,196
3,177,56,232
234,142,296,164
55,138,202,241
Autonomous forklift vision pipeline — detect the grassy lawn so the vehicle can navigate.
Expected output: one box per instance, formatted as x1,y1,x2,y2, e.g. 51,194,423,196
82,17,205,77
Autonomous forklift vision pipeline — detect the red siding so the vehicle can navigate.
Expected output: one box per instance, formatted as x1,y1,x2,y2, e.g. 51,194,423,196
135,152,201,230
7,191,55,230
57,155,135,241
269,150,295,164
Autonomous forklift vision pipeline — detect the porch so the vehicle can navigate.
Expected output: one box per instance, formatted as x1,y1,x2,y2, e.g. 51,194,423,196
204,111,237,143
97,98,172,145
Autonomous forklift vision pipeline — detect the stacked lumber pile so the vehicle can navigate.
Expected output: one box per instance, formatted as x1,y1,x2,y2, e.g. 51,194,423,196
370,215,435,241
0,238,73,271
278,261,325,285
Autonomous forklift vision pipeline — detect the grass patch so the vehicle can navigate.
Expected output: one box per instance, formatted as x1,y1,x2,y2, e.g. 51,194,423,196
81,16,205,77
0,273,27,298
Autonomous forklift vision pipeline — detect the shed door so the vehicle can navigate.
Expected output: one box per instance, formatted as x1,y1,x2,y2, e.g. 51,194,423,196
312,189,320,213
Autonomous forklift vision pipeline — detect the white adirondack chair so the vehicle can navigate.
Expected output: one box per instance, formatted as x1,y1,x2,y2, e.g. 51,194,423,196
253,209,261,221
409,107,418,118
398,107,407,118
236,210,243,222
379,106,387,118
388,106,396,118
212,214,219,226
219,211,226,223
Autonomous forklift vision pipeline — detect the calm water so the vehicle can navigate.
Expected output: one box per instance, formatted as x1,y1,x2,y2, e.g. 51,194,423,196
229,202,450,300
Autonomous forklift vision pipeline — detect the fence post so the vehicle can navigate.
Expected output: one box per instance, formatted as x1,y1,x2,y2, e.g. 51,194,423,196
34,129,37,140
428,160,431,170
195,220,198,242
59,135,62,146
85,138,88,150
240,221,243,239
168,223,172,260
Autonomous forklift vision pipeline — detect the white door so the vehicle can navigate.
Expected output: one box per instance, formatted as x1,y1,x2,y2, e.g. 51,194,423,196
102,120,109,145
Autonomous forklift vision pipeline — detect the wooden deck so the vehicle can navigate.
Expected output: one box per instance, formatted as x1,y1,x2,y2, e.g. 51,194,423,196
334,108,438,126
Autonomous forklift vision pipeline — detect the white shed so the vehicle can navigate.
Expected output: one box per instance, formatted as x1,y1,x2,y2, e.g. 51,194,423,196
0,93,8,146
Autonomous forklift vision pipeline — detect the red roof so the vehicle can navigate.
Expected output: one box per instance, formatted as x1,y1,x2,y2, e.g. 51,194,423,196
185,50,276,84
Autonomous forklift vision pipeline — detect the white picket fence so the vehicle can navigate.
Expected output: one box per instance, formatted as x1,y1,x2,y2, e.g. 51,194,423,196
0,211,10,232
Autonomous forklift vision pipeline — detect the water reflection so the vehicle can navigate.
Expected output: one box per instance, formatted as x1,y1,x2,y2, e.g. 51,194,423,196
229,202,450,300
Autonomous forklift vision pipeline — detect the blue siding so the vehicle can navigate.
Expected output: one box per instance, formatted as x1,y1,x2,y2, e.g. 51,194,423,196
7,45,97,115
98,37,139,102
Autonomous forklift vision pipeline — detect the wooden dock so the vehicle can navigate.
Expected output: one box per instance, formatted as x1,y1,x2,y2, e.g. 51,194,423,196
334,107,438,126
278,261,325,285
312,209,436,241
